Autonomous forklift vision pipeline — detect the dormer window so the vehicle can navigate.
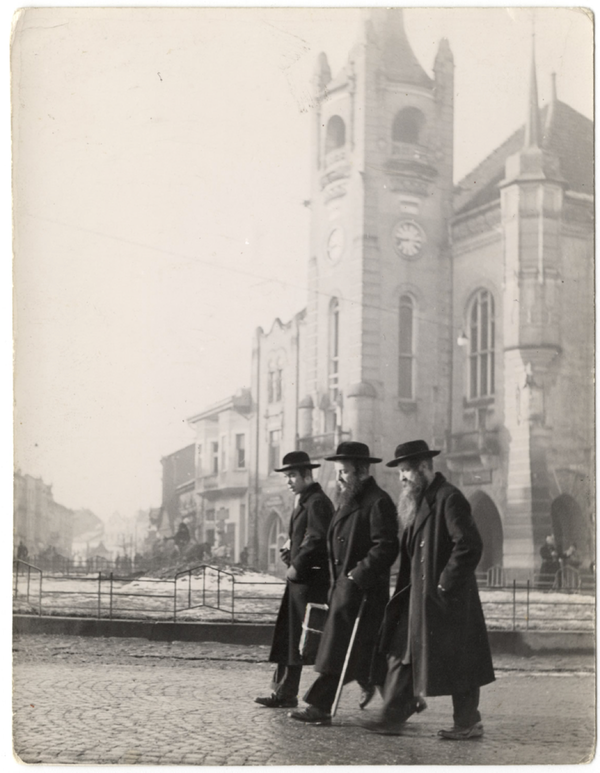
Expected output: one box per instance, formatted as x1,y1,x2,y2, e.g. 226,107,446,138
325,115,346,154
392,107,425,144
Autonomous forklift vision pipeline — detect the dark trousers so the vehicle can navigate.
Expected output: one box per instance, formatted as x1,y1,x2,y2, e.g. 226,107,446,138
383,655,481,728
271,664,302,700
303,672,370,713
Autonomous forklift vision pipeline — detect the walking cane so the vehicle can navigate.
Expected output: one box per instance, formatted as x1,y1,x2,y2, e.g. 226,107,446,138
331,594,367,718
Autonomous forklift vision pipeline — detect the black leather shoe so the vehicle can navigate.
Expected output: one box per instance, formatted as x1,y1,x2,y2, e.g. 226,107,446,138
255,694,298,708
359,685,376,709
288,705,332,725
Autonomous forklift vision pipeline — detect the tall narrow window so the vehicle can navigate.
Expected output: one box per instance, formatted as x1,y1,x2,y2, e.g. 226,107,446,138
211,442,219,474
267,368,282,403
235,434,246,469
468,290,495,399
220,434,227,471
328,298,340,403
398,295,414,399
325,115,346,154
269,429,281,472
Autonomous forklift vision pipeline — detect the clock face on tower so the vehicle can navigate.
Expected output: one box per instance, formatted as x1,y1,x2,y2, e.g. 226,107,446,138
393,219,425,259
326,227,345,264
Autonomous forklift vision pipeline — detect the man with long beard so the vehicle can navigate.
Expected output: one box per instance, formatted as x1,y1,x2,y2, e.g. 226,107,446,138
288,441,399,725
362,439,495,739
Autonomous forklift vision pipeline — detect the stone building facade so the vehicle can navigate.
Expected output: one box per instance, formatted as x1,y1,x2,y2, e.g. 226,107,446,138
188,10,594,579
14,471,75,558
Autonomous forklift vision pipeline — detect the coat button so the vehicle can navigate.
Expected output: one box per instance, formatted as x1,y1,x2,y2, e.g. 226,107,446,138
335,559,341,565
420,557,425,563
420,541,425,547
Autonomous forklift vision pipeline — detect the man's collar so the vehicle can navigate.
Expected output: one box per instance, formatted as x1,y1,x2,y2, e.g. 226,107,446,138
298,480,320,503
424,472,446,505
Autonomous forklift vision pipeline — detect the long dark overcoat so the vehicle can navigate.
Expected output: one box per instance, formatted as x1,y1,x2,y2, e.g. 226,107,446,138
379,472,495,697
269,482,334,667
314,476,399,684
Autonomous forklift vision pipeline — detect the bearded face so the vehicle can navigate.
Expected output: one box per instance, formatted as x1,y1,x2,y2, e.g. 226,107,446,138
334,461,366,506
396,462,428,529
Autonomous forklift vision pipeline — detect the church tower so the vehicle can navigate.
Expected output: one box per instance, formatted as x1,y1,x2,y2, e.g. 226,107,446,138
300,9,455,478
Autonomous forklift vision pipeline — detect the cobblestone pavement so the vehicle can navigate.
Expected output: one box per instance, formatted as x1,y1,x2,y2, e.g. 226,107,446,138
13,635,596,766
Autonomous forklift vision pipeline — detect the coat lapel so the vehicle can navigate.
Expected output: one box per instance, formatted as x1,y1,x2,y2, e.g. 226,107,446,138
407,473,446,550
407,496,431,551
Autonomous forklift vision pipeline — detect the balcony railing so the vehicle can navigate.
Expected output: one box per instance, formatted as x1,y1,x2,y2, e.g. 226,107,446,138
449,428,499,457
298,431,351,459
324,147,347,169
199,473,218,490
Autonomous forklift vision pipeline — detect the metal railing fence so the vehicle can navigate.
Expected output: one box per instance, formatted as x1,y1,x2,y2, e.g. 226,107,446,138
13,562,594,630
13,560,43,615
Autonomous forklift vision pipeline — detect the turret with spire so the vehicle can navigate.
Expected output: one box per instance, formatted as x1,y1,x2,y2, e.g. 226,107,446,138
500,38,566,572
503,36,563,184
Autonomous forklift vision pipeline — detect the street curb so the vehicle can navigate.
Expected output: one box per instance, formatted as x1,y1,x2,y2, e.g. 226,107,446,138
12,615,594,654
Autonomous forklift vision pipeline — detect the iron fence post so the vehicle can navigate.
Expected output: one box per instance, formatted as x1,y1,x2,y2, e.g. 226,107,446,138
188,569,192,609
217,570,221,608
174,577,177,622
512,579,516,631
202,566,206,607
231,576,235,623
109,572,114,619
526,579,530,630
27,565,31,603
39,570,42,616
14,561,18,598
97,572,102,619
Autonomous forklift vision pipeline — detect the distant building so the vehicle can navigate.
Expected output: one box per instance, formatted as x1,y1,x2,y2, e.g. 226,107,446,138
71,507,105,558
160,444,197,541
188,390,251,561
14,471,75,558
186,10,594,579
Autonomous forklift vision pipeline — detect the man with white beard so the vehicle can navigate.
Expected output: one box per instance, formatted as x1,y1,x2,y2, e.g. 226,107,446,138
362,440,495,739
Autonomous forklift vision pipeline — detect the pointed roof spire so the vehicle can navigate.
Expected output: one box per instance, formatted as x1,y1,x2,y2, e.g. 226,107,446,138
524,31,543,148
365,8,432,88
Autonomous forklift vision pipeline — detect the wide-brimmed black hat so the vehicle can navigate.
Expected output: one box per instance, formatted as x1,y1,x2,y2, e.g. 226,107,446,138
325,441,382,464
385,439,441,468
274,451,321,472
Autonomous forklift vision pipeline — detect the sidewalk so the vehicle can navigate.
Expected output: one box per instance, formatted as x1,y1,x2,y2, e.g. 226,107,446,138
13,634,596,766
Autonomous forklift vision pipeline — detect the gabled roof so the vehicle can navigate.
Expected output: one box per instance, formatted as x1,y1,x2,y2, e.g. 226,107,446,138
454,100,593,216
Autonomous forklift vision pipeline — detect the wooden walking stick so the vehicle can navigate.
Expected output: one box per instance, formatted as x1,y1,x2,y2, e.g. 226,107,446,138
331,594,367,718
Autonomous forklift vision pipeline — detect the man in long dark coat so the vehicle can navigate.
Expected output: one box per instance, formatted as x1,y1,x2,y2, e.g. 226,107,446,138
255,451,333,709
289,441,399,725
362,439,495,739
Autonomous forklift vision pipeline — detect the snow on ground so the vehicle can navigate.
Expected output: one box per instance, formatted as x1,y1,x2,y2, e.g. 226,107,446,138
13,566,595,630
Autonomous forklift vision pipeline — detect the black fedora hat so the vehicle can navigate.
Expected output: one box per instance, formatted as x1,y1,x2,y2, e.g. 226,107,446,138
385,439,441,468
274,451,321,473
325,441,382,464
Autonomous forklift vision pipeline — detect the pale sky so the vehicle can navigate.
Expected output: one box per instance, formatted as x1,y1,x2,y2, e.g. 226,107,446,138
11,6,593,521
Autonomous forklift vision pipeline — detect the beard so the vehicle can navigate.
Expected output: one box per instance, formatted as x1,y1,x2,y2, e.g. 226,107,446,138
336,475,364,508
397,470,427,529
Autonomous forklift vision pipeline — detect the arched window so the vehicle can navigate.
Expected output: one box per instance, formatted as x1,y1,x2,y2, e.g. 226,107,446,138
325,115,346,154
398,295,414,399
392,107,425,144
328,298,340,402
468,290,495,399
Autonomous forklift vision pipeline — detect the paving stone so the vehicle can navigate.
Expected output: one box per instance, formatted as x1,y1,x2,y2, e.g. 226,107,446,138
12,633,595,765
